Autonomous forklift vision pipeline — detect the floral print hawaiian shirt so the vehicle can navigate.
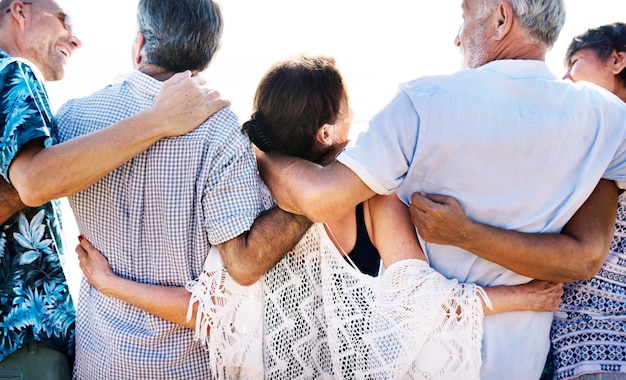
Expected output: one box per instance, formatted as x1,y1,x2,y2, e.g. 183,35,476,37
0,49,75,360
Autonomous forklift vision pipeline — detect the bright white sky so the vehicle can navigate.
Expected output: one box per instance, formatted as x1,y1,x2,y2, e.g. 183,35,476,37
48,0,626,294
50,0,626,123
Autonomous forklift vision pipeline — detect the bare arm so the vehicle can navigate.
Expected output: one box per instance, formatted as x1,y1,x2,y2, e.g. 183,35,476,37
410,179,618,282
0,178,25,224
367,193,563,315
9,72,230,206
367,193,428,267
76,237,197,329
481,280,563,316
217,207,312,286
256,151,375,222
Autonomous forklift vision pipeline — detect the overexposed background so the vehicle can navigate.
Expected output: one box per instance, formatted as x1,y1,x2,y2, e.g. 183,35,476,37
47,1,626,296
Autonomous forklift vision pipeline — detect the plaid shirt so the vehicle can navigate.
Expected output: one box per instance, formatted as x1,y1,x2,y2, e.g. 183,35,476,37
57,71,269,379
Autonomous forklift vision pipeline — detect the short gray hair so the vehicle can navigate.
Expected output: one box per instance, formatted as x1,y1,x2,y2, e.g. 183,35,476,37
476,0,565,49
137,0,222,73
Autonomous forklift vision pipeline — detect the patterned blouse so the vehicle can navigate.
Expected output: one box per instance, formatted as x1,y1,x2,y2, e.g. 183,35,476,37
0,50,75,360
551,192,626,379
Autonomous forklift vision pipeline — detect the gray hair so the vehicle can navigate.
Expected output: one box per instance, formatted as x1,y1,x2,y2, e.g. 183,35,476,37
476,0,565,49
137,0,223,73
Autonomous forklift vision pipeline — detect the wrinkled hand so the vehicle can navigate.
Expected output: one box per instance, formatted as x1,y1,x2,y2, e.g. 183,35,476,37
76,236,117,294
517,280,563,312
409,192,473,245
154,71,231,137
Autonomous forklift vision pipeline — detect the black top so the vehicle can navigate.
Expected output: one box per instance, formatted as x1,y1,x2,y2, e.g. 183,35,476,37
345,202,381,276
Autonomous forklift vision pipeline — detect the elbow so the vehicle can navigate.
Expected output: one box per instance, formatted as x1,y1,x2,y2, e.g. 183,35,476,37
227,266,262,287
9,165,58,206
576,254,606,281
564,246,608,282
11,178,48,207
18,192,48,208
286,188,343,223
218,246,263,287
576,235,612,280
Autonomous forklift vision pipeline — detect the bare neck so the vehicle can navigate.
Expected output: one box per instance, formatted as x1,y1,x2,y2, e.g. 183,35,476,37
138,64,176,81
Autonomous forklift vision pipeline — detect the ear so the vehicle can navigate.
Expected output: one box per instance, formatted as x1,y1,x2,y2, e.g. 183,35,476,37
7,1,28,29
494,1,513,40
315,124,333,147
132,32,145,67
611,50,626,76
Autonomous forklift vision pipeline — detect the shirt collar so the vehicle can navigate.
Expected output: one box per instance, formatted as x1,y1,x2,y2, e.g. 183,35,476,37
116,70,164,101
477,59,557,80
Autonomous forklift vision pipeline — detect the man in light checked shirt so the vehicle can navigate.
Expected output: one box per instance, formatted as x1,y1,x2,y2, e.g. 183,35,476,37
55,0,310,378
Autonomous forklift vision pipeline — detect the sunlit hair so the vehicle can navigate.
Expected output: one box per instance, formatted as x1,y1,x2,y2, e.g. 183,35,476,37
0,0,11,11
565,22,626,85
242,54,348,165
475,0,565,48
137,0,222,73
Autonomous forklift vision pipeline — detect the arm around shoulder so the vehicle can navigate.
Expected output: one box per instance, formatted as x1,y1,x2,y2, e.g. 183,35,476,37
9,74,229,206
256,150,375,222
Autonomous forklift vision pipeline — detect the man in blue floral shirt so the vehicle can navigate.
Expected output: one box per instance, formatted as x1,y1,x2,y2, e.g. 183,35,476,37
0,0,227,377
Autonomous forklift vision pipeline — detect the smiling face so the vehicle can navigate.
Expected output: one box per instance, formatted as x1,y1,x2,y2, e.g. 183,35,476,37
19,0,81,80
563,48,619,92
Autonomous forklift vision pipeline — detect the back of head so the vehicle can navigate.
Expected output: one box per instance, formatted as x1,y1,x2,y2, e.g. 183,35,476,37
478,0,565,48
242,54,347,164
137,0,222,73
566,22,626,85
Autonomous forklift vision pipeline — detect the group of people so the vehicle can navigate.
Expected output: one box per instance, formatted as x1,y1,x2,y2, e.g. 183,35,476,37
0,0,625,379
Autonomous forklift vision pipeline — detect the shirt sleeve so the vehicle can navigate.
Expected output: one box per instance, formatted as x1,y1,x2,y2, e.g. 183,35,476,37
0,60,55,182
202,110,270,245
337,88,419,195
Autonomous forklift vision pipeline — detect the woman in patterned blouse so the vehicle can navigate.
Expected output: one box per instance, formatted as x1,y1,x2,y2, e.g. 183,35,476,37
547,22,626,380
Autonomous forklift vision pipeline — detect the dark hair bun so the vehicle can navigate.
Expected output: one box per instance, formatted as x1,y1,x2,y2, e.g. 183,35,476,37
242,112,273,152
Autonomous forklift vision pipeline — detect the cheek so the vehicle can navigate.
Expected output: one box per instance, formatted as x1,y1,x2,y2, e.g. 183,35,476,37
569,65,593,83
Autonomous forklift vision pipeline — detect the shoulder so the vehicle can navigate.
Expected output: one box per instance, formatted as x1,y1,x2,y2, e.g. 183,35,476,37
199,106,245,142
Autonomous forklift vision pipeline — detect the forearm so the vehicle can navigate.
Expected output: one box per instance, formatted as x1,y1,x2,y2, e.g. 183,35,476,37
98,274,196,329
0,178,25,223
9,109,168,206
480,280,563,316
461,180,617,282
218,207,312,286
10,73,229,206
461,225,588,282
257,152,374,222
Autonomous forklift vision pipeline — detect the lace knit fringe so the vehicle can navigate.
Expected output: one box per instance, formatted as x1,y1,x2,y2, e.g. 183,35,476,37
187,224,486,379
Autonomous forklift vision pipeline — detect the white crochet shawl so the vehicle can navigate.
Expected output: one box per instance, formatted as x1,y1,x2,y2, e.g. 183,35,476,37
187,224,487,379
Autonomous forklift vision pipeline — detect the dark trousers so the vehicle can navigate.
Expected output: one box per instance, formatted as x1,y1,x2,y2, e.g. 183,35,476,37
0,342,71,380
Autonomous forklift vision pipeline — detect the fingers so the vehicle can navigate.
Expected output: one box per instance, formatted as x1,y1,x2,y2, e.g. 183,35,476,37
410,192,430,211
205,95,231,114
425,193,450,204
410,192,450,211
75,244,87,259
78,234,96,251
529,280,563,311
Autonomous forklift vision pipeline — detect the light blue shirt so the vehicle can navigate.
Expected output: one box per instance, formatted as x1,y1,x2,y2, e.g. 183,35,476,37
338,59,626,379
